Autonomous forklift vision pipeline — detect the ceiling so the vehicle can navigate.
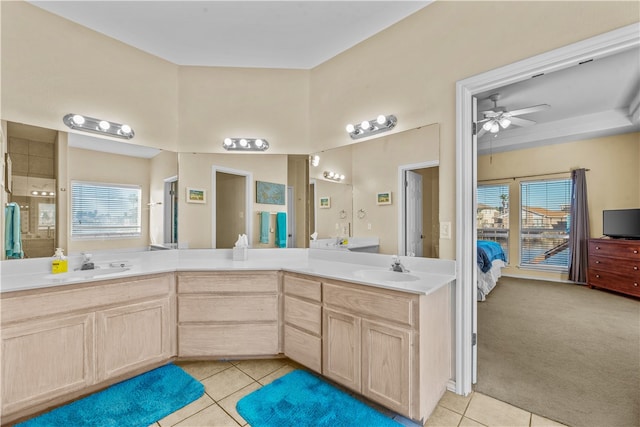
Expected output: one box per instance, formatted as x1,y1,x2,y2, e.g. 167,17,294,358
28,1,432,69
24,1,640,156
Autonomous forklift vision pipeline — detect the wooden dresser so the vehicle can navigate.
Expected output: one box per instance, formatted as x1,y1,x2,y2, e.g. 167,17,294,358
588,238,640,298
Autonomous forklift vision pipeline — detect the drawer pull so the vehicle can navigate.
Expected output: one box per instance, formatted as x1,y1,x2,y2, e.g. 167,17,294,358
595,246,600,250
634,250,639,254
634,283,639,287
634,266,638,271
595,261,600,264
595,274,600,279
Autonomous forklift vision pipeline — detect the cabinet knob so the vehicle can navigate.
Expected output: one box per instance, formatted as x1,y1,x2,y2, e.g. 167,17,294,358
595,260,600,264
595,246,600,250
634,250,638,254
634,266,638,271
634,283,638,287
596,274,600,278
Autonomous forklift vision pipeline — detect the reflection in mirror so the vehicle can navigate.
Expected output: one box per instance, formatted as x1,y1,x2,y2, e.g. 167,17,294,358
310,124,440,257
2,121,178,259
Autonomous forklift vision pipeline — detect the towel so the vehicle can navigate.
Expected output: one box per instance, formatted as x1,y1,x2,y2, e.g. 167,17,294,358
276,212,287,248
259,211,270,244
5,203,24,259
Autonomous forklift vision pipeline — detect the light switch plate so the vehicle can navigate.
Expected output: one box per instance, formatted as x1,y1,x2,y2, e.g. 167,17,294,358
440,221,451,239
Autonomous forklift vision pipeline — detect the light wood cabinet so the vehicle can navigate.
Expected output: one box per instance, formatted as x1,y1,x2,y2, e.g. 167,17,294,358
177,271,281,357
283,274,322,372
0,273,176,424
323,308,361,391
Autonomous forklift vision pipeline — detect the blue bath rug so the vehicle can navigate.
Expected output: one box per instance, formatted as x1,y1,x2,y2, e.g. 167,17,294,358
17,363,204,427
236,369,401,427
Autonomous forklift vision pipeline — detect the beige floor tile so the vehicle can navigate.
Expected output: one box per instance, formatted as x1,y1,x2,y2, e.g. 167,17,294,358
218,381,262,425
174,403,240,427
202,366,255,401
176,360,233,381
464,393,531,427
459,416,487,426
158,394,215,427
424,405,463,427
257,364,297,385
438,390,473,415
233,358,287,381
531,413,568,427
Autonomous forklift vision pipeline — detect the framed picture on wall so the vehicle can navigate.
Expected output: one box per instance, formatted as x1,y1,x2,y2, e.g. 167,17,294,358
376,191,392,205
186,187,206,204
319,196,331,209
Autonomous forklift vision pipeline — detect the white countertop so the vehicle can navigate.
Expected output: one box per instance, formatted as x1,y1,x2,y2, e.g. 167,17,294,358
0,249,456,295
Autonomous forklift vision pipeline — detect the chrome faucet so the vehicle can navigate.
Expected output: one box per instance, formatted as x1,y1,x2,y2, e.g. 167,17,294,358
390,256,409,273
79,253,95,270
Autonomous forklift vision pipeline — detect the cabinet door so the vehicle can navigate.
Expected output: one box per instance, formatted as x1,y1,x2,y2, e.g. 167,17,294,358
96,298,172,381
1,313,94,415
323,308,361,392
284,325,322,373
361,319,411,415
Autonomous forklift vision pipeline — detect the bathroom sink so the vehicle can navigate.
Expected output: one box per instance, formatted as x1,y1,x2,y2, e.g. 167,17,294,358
353,269,420,282
44,267,130,280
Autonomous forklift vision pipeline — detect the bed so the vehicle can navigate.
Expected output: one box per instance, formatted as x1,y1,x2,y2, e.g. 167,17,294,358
477,240,507,301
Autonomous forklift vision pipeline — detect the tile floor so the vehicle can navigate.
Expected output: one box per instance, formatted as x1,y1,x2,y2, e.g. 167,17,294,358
149,358,568,427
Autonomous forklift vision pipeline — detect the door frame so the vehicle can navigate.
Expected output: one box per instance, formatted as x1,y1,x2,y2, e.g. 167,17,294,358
454,23,639,396
211,166,253,248
397,161,438,256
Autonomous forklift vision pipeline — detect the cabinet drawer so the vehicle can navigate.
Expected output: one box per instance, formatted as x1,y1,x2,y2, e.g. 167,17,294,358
284,325,322,373
178,272,279,294
589,240,640,259
590,256,639,274
588,269,640,297
178,323,279,357
284,275,321,302
323,282,416,327
284,296,321,335
179,295,278,323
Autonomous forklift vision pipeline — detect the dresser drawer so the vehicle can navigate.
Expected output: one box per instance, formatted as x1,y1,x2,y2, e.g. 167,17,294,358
284,275,322,302
323,282,417,327
589,256,639,275
178,295,278,323
284,295,321,335
589,240,640,259
178,272,279,294
588,269,640,297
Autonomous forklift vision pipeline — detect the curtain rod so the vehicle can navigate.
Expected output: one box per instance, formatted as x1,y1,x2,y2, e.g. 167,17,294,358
478,168,590,183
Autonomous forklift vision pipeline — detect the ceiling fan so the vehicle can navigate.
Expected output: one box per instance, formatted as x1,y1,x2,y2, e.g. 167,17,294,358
477,93,550,137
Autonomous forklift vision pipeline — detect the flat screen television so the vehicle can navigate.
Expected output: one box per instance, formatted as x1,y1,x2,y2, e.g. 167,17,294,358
602,209,640,239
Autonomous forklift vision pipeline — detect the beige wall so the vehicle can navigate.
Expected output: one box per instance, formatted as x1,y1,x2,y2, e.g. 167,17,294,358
67,148,151,253
178,153,288,249
2,1,638,259
314,180,353,239
287,155,309,248
216,172,246,248
478,132,640,281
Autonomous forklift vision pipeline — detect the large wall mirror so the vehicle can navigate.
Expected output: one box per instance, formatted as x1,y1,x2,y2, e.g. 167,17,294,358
3,121,178,260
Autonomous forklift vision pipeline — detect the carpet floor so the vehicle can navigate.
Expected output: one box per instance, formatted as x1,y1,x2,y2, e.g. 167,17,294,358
476,277,639,427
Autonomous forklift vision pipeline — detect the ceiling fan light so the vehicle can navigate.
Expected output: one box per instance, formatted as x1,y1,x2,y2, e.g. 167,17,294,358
490,123,500,133
482,121,493,131
499,118,511,129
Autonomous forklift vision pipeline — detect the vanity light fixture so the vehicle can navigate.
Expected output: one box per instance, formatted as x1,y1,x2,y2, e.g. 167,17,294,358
323,171,345,182
346,114,397,140
222,138,270,151
310,155,320,167
63,114,135,139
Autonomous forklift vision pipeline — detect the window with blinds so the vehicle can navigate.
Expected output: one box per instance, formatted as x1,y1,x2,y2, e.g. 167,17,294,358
520,178,571,270
71,181,142,239
477,184,509,262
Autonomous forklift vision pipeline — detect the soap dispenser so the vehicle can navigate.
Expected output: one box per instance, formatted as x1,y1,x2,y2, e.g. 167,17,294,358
51,248,68,274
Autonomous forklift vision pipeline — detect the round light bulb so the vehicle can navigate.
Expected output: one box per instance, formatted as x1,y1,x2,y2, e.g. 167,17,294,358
99,120,110,131
223,138,233,147
482,121,493,131
120,124,132,135
340,174,345,180
239,139,248,147
72,114,85,126
255,139,264,148
361,120,371,130
499,118,511,129
328,172,335,178
376,115,386,125
49,192,55,196
31,191,38,195
490,122,500,133
346,124,355,133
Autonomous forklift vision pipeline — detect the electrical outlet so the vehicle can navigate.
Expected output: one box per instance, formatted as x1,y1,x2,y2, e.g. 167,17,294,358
440,221,451,239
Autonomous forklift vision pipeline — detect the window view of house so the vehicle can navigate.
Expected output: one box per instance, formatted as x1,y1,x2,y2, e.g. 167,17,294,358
477,184,509,262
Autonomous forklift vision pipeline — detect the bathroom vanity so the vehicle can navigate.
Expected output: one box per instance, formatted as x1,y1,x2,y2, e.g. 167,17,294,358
0,249,454,425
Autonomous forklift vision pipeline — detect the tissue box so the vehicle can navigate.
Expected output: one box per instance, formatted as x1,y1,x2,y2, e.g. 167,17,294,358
233,247,248,261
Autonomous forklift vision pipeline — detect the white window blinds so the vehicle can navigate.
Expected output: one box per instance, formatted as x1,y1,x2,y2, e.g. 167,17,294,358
71,181,142,239
520,178,571,269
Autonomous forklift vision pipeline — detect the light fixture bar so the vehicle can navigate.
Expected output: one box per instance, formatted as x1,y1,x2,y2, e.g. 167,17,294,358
346,114,397,140
323,170,345,182
63,114,134,139
222,138,269,151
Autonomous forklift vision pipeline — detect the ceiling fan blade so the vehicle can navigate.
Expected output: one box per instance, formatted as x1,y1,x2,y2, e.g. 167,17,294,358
509,116,537,127
477,126,488,138
477,118,491,124
506,104,550,117
480,110,499,117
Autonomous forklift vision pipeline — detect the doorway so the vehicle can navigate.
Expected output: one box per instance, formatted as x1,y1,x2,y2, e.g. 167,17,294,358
163,176,178,247
455,23,640,395
212,166,253,248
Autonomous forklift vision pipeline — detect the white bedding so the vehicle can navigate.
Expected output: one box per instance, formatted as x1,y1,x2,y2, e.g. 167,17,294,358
477,259,505,301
